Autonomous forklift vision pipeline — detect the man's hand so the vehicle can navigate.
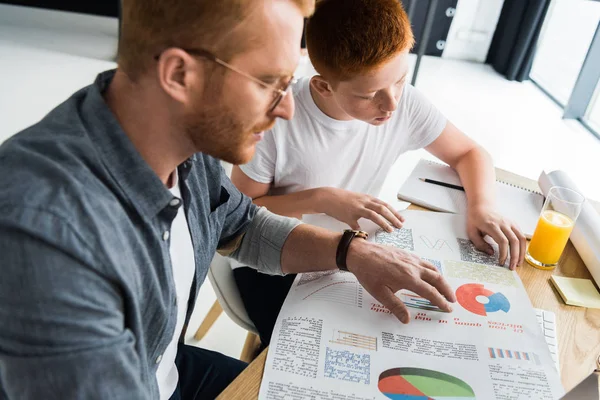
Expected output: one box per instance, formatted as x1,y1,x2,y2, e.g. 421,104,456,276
346,239,456,323
467,204,526,270
318,187,404,232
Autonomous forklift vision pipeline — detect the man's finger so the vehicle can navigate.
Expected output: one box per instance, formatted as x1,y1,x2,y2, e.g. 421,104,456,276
367,202,403,229
420,268,456,304
378,288,411,323
363,209,393,232
417,257,439,272
409,279,453,312
500,224,520,270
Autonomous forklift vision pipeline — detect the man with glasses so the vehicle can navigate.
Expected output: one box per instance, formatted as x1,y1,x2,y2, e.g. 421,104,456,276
0,0,455,399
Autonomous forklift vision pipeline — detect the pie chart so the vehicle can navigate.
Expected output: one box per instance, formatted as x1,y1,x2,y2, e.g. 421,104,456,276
378,367,475,399
455,283,510,316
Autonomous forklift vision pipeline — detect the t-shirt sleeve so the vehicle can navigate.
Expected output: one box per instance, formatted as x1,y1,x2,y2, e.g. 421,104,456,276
238,128,277,184
403,84,447,150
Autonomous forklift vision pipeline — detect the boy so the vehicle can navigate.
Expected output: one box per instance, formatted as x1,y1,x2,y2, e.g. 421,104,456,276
232,0,526,345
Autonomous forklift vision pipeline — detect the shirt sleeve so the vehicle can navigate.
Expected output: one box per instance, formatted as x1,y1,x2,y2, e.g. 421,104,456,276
216,165,260,249
238,128,277,184
230,207,302,276
0,218,148,399
403,84,447,150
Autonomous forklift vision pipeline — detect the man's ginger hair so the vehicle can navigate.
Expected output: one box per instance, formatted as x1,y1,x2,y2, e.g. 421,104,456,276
118,0,315,79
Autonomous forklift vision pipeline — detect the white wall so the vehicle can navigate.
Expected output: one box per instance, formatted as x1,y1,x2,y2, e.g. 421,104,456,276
442,0,505,62
0,4,118,61
0,4,117,141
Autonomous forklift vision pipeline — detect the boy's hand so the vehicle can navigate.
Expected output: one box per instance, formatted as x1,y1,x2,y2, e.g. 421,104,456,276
347,239,456,323
467,204,526,270
318,187,404,232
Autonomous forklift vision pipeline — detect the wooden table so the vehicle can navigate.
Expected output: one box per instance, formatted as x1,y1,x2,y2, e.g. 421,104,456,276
218,169,600,399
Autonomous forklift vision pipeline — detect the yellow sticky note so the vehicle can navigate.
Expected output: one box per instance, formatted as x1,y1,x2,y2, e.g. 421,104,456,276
550,276,600,309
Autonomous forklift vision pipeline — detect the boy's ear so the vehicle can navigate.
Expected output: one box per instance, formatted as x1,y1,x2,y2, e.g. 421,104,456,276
310,76,334,98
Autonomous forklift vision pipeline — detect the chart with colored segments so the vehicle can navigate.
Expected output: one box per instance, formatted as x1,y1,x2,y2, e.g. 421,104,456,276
400,291,443,312
456,283,511,316
258,212,565,400
378,368,475,400
488,347,541,365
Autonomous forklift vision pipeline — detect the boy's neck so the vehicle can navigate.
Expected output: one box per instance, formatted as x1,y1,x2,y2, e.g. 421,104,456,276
309,80,354,121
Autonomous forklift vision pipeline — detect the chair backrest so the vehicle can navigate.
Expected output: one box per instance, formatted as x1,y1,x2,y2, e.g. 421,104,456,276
208,253,258,334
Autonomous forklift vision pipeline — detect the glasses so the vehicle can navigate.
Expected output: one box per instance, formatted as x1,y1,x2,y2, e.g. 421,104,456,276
155,48,296,112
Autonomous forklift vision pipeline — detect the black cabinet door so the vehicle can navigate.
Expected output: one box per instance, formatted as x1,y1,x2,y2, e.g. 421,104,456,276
401,0,458,57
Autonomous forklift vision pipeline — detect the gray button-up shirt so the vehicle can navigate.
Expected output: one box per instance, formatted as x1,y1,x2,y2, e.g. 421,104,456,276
0,70,300,399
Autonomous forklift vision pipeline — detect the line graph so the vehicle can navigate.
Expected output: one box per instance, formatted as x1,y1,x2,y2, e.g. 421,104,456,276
419,235,454,252
302,280,364,308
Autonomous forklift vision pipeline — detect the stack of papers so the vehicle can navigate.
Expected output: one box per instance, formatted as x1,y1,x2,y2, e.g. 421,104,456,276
259,211,564,399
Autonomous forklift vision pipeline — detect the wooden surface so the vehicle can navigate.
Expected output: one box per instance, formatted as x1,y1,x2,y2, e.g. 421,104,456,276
239,332,261,363
218,169,600,399
216,346,268,400
193,299,223,341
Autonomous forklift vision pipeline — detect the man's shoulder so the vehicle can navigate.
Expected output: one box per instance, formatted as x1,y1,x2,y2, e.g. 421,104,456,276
0,102,125,244
0,84,93,167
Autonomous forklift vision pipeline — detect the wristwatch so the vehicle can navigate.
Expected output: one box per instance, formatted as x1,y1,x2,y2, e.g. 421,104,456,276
335,229,369,271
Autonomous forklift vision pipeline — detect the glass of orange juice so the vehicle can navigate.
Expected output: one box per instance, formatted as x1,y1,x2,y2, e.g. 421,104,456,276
525,186,585,270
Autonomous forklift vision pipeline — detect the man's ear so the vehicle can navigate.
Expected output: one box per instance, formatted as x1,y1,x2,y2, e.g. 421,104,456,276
156,48,203,105
310,75,334,98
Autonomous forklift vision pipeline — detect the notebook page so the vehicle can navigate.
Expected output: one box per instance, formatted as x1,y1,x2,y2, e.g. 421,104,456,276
397,159,468,213
397,159,544,238
495,182,544,237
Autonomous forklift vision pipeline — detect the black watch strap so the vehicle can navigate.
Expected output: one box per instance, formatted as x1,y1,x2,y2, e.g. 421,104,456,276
335,229,368,271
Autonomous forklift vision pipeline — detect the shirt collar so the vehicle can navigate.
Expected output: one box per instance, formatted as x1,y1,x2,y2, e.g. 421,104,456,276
81,69,187,218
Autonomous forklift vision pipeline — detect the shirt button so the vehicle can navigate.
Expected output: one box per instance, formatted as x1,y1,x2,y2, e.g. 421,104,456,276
169,198,180,207
162,231,170,241
155,354,162,364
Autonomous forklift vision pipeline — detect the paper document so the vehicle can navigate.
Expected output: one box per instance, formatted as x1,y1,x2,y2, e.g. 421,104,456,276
397,159,544,238
550,276,600,309
259,211,564,400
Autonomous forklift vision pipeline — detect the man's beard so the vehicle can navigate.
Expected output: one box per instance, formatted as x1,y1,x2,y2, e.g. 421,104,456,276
183,97,275,165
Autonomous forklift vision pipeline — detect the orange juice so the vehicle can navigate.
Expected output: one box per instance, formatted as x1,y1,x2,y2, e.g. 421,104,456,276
527,210,574,267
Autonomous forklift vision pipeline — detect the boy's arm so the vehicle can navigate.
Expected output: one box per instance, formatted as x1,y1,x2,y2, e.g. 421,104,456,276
425,121,526,269
231,166,404,232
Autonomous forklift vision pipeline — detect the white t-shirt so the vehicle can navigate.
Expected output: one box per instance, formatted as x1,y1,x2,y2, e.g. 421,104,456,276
240,76,446,197
156,171,196,399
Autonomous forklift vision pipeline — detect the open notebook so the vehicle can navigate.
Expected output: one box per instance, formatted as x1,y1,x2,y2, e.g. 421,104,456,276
397,159,544,238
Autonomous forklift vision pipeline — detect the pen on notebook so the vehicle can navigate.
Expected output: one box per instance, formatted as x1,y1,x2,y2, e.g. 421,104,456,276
419,178,465,192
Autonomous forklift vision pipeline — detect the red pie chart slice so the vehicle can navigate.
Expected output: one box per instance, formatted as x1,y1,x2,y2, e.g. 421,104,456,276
379,375,427,396
456,283,494,316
